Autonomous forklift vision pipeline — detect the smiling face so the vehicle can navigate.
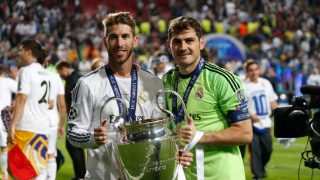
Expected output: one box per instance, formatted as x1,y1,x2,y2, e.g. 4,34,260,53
104,24,138,67
167,28,204,73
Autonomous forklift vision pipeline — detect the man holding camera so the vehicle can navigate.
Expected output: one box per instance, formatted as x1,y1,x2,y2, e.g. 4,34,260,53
243,59,278,180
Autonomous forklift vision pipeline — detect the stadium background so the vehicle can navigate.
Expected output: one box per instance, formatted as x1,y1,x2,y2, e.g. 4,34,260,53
1,0,320,179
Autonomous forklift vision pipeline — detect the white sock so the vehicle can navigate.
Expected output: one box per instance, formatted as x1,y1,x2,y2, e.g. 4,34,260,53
0,152,8,179
47,158,57,180
35,167,47,180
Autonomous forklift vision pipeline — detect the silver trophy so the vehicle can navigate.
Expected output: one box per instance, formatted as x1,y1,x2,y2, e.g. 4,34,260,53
100,89,187,180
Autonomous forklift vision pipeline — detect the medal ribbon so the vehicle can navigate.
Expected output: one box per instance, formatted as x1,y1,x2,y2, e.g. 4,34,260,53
105,65,138,122
172,58,205,122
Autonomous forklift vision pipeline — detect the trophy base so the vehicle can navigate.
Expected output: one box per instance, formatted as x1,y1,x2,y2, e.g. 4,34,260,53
116,136,178,180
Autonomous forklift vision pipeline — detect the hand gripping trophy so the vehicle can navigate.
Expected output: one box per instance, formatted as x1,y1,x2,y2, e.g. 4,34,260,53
100,89,189,180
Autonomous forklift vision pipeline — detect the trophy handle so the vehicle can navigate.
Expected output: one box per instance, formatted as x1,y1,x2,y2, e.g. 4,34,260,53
156,89,188,124
100,97,128,129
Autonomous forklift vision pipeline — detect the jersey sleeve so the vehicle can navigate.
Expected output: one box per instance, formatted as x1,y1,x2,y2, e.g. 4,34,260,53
67,78,99,148
265,79,278,102
17,68,31,95
8,78,17,94
216,74,249,124
48,74,56,101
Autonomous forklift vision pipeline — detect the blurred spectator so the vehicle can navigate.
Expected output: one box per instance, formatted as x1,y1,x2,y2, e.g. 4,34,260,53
149,53,173,78
78,58,91,75
56,61,86,180
307,67,320,85
243,59,278,180
0,65,17,180
8,64,19,80
56,44,68,62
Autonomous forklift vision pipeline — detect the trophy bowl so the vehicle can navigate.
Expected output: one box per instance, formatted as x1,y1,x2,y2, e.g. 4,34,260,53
114,117,178,180
102,89,187,180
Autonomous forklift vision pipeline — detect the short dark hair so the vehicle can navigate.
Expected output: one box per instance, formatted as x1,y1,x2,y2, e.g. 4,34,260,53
56,60,71,70
244,59,260,71
37,48,48,65
20,39,43,62
102,12,136,36
168,16,203,39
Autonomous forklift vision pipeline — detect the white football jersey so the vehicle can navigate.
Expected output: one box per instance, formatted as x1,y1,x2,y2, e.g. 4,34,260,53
0,76,17,140
47,71,65,129
67,65,164,180
243,77,278,129
15,62,51,134
0,76,17,110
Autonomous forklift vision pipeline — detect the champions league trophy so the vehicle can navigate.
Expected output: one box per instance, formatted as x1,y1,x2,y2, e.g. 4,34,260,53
100,89,187,180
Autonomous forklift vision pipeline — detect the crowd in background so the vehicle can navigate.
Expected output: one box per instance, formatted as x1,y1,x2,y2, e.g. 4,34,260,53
0,0,319,99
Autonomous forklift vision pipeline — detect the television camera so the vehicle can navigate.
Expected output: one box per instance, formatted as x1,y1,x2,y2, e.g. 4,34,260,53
274,85,320,169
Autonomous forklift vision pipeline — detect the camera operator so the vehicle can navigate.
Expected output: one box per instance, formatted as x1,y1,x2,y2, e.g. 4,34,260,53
243,59,278,180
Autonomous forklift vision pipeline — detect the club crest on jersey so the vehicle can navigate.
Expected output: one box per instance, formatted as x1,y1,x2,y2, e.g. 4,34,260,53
237,90,246,102
138,91,149,104
195,86,204,100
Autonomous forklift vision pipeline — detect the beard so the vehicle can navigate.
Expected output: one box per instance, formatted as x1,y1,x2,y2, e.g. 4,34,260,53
108,47,133,65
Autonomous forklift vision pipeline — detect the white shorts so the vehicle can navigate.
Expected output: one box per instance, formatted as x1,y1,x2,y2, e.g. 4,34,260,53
47,127,58,156
0,119,7,147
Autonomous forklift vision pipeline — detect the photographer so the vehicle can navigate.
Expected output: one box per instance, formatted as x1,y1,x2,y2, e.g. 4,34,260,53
243,59,278,180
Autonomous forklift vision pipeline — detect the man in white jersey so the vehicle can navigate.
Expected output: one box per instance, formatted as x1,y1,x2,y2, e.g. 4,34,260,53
67,12,192,180
243,59,278,180
8,40,52,180
47,70,66,180
38,50,67,180
0,65,17,180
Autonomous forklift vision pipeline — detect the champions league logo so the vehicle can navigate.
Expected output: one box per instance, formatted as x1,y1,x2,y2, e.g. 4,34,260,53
68,106,78,120
204,34,246,62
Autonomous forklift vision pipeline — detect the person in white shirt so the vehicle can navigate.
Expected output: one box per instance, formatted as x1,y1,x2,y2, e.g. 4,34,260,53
8,40,52,180
0,65,17,180
149,53,173,79
78,58,92,75
242,59,278,180
307,67,320,85
67,12,192,180
38,50,67,180
47,70,66,180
